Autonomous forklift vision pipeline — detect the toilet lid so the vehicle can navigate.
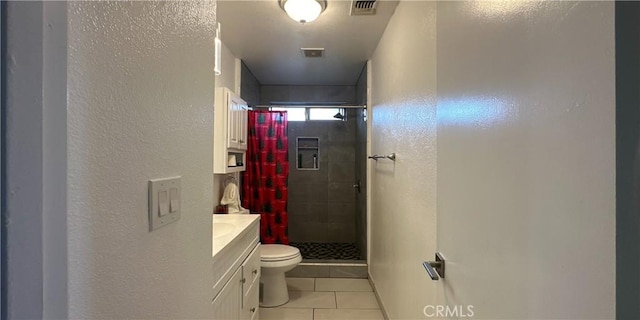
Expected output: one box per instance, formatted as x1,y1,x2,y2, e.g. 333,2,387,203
261,244,301,262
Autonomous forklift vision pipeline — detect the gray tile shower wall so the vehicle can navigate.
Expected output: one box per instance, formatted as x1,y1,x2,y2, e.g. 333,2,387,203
261,85,356,105
288,110,358,243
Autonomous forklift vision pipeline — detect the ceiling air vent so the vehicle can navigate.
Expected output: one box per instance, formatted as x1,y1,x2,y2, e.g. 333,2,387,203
301,48,325,58
350,0,377,15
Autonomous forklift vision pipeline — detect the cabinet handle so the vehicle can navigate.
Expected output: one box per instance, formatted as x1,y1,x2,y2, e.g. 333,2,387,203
239,139,245,143
252,269,258,275
240,278,246,284
250,307,256,313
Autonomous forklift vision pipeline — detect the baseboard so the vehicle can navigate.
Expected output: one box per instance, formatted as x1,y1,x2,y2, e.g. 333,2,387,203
368,272,390,320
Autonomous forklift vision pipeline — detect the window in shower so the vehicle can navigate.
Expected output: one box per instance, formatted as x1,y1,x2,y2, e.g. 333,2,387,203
309,108,344,120
269,107,345,121
270,107,305,121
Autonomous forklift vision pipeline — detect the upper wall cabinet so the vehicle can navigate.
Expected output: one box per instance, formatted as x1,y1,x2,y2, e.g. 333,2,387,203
214,87,248,174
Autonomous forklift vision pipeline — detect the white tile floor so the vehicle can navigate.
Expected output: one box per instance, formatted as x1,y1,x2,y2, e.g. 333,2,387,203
260,278,384,320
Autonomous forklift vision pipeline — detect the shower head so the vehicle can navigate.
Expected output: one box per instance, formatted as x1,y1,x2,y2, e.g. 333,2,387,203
333,111,345,120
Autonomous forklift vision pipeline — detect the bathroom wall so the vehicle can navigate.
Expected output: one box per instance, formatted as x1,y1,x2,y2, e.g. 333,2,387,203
67,2,216,318
261,85,355,105
370,1,615,319
369,1,438,319
288,110,358,243
354,66,368,259
240,61,261,106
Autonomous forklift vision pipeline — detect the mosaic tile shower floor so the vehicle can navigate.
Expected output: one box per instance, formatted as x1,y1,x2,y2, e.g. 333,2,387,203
290,242,361,260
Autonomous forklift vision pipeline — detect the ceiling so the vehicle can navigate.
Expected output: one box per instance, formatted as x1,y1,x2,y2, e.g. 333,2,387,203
217,0,399,86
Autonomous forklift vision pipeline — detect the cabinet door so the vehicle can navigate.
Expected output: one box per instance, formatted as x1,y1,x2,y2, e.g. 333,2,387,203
240,244,260,320
214,87,248,174
241,282,259,320
212,267,242,320
227,93,247,151
238,104,248,150
228,95,239,149
241,244,261,301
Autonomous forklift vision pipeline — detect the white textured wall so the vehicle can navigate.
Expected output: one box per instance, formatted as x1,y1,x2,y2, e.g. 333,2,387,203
370,1,615,319
435,1,615,318
369,2,438,319
67,2,216,318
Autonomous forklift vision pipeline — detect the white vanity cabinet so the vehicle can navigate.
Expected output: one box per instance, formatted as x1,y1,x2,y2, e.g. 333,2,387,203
212,268,242,320
240,245,261,320
212,215,261,320
214,87,248,174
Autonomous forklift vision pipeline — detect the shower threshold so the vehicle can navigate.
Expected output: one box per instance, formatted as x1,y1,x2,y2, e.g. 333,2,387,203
287,242,368,278
290,242,362,260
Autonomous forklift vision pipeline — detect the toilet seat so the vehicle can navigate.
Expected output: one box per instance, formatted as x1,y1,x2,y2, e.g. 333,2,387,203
261,244,301,262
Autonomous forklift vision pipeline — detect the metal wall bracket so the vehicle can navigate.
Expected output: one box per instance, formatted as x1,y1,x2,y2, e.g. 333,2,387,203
367,153,396,161
422,252,445,280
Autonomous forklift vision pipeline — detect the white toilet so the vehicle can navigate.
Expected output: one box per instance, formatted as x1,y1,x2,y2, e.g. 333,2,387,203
260,244,302,307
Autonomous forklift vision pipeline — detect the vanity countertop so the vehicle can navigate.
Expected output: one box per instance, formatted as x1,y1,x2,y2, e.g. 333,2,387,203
212,214,260,258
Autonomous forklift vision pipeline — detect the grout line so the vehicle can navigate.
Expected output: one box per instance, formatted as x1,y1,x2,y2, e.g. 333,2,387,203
334,290,338,309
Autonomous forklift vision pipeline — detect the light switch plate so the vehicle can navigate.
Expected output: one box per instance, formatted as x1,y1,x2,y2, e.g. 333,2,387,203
148,176,181,231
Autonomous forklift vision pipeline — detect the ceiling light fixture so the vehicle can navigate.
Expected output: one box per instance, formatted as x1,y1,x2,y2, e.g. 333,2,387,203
279,0,327,24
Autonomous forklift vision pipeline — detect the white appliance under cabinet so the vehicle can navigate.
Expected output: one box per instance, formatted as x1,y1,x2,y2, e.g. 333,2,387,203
214,87,248,174
212,215,260,320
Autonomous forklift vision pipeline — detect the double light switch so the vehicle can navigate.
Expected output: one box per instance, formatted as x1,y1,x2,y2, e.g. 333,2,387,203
149,176,181,231
158,187,180,216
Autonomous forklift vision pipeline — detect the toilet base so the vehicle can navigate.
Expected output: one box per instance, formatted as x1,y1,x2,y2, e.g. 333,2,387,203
260,271,289,307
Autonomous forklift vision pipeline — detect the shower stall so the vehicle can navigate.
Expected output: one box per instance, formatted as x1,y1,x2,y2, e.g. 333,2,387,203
241,65,370,277
281,107,368,266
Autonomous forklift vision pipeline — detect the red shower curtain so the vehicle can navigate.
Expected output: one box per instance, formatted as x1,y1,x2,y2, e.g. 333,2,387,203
242,110,289,244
